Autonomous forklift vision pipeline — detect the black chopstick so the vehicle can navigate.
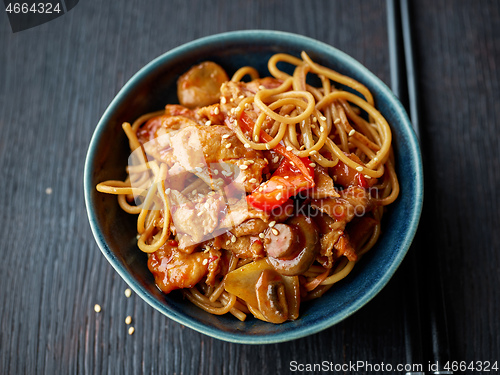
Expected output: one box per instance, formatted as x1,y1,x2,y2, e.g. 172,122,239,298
387,1,453,374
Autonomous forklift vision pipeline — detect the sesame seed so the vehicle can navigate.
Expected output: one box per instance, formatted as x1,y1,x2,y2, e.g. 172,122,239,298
284,176,290,179
310,163,316,167
125,316,132,325
276,193,283,200
165,188,171,194
128,327,135,335
124,288,132,298
244,143,251,148
45,187,52,195
319,116,327,121
214,169,219,175
202,259,208,265
254,135,259,142
221,97,227,104
312,116,317,122
348,129,356,136
249,178,257,183
364,175,372,179
226,143,232,149
320,126,325,132
214,107,220,115
259,233,265,239
271,228,279,236
238,95,245,99
356,166,363,172
222,134,230,139
197,211,203,217
247,160,255,164
231,235,237,243
290,161,295,166
94,304,101,313
286,146,293,151
195,167,203,172
205,120,212,126
192,189,197,195
240,165,248,170
334,118,341,124
229,97,234,102
226,240,231,245
273,156,279,163
269,221,276,228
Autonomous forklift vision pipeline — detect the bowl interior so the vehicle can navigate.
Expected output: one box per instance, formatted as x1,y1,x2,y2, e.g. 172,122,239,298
84,30,423,344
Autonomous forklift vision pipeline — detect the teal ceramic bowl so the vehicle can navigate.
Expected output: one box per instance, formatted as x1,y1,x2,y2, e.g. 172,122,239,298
84,30,423,344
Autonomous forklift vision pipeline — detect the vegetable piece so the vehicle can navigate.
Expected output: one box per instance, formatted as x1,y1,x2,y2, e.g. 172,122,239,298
282,275,300,320
246,157,314,212
177,61,229,108
224,258,300,322
224,258,272,309
255,269,288,323
264,223,300,259
267,215,320,276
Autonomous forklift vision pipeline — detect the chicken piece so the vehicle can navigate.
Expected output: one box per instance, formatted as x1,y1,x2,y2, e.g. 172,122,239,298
148,241,212,294
310,186,372,223
220,233,264,259
168,190,225,249
313,213,345,268
177,61,229,109
196,104,225,125
230,218,269,237
310,166,340,199
333,234,357,262
341,186,373,216
170,125,267,192
137,105,201,145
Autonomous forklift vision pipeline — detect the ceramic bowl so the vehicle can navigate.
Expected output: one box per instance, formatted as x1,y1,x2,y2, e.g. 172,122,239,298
84,30,423,344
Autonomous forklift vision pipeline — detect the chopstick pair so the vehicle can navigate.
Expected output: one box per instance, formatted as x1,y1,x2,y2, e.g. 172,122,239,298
386,1,453,374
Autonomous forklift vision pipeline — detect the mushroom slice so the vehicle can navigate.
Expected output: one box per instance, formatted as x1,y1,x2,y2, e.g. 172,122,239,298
255,269,288,323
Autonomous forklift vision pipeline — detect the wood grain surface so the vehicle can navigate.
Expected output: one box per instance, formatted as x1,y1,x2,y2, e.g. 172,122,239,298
0,0,498,374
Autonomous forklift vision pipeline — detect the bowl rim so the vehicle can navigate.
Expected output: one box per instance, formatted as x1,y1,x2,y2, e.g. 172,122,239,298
84,29,423,344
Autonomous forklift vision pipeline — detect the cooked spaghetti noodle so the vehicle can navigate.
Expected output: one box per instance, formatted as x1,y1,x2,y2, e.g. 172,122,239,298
96,52,399,323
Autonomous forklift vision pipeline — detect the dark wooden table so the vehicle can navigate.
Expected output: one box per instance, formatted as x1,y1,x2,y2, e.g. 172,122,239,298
1,1,499,373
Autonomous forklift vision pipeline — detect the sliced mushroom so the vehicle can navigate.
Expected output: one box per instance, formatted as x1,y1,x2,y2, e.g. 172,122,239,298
177,61,229,108
267,215,320,276
255,269,288,323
